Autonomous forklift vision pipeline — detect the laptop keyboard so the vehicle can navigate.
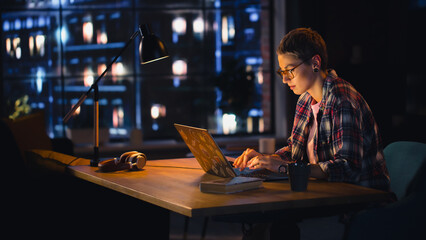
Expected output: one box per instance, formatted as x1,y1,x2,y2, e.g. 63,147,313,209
239,168,271,177
228,161,287,181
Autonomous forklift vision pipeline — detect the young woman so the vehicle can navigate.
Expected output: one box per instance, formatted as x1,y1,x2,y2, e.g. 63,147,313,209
233,28,389,191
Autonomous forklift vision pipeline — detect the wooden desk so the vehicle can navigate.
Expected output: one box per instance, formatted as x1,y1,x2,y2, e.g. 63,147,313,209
68,158,392,218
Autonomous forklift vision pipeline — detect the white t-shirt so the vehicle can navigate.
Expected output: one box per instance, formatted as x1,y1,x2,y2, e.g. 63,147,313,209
307,101,321,164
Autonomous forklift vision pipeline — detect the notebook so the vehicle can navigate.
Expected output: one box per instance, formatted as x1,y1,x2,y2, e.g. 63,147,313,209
174,123,287,181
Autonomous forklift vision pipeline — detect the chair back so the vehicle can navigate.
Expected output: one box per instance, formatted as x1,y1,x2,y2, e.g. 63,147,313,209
384,141,426,200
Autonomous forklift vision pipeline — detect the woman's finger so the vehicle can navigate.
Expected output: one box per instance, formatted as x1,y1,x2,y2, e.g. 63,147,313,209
235,148,251,169
233,149,248,167
247,156,258,168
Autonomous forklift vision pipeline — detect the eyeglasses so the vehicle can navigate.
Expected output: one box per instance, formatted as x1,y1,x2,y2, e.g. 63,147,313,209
276,58,310,80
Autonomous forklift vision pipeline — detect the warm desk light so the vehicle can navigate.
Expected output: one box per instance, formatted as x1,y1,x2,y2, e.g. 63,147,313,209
63,24,169,166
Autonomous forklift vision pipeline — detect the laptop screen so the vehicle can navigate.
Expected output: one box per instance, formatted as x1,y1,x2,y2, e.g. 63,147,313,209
174,123,237,178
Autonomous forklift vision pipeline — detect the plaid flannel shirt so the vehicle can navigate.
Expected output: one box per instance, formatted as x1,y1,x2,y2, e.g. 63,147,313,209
276,70,390,191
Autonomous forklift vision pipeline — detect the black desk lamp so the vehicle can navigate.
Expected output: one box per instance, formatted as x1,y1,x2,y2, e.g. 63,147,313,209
63,24,169,166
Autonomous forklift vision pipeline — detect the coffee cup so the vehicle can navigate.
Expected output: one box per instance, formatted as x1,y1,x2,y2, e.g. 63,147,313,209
259,138,275,154
288,162,310,191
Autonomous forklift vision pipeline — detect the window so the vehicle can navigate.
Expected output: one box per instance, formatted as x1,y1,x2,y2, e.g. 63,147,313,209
1,0,273,142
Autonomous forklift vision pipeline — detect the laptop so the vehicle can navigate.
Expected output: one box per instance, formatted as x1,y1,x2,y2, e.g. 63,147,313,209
174,123,287,181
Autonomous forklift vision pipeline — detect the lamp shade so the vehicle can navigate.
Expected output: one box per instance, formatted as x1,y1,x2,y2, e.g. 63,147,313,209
139,24,169,64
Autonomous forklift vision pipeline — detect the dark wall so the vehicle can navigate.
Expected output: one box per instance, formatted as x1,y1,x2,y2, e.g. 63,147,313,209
284,0,426,146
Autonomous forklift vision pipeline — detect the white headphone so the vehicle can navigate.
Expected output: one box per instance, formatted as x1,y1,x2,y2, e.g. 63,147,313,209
98,151,146,172
118,151,147,170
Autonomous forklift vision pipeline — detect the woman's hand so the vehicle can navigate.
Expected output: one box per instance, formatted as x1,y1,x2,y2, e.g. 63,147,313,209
233,148,262,170
246,154,287,173
233,148,287,172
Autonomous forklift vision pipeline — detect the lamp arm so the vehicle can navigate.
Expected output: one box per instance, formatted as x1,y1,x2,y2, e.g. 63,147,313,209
63,29,141,123
91,29,140,89
63,92,88,122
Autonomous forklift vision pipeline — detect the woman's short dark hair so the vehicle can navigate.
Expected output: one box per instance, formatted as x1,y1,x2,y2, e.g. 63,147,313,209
277,28,328,71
